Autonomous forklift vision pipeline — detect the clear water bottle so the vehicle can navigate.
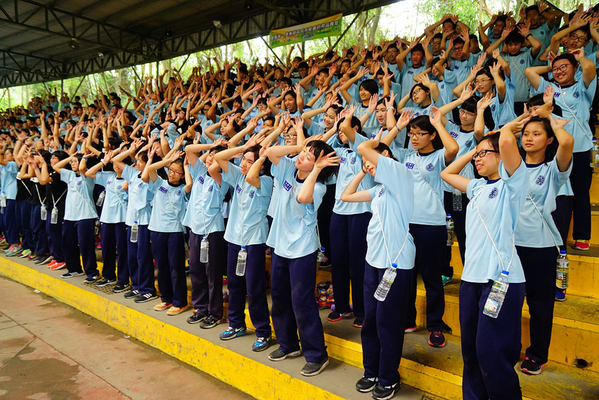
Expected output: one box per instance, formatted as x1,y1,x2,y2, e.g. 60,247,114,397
317,247,325,262
200,235,209,263
236,246,247,276
51,206,59,224
96,190,106,206
591,138,599,167
374,263,398,302
0,193,6,211
94,219,100,236
40,204,47,221
452,189,462,211
130,221,139,243
483,270,510,318
446,214,455,247
556,250,569,289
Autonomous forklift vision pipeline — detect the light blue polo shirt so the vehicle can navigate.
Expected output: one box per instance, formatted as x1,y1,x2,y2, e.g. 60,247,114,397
61,169,97,221
0,162,18,200
95,172,128,224
122,165,153,226
148,177,188,233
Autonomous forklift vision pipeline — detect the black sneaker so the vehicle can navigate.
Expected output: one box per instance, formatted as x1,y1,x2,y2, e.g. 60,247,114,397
199,314,222,329
353,316,364,328
187,311,208,324
134,292,158,303
300,356,329,377
327,310,352,322
372,382,399,400
521,357,543,375
113,283,130,293
83,275,99,284
268,347,302,361
33,254,46,265
40,254,54,265
428,331,446,348
95,278,116,287
124,289,139,299
356,376,378,392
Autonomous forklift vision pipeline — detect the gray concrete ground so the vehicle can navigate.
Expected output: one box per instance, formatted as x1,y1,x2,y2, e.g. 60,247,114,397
0,275,253,400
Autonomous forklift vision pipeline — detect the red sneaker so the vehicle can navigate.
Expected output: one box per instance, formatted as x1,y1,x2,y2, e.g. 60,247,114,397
574,240,590,251
50,262,66,270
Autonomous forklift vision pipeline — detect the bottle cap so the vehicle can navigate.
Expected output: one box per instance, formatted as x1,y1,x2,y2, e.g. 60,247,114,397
446,213,451,217
134,220,138,224
320,247,325,251
392,263,398,268
501,270,509,275
241,245,246,249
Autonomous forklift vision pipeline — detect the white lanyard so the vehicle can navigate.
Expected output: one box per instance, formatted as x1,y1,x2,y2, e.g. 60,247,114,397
237,180,266,247
527,193,561,252
291,177,321,248
557,84,594,143
413,152,444,209
373,188,409,267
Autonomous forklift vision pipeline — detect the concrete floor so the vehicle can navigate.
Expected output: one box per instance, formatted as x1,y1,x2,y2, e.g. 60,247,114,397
0,276,253,400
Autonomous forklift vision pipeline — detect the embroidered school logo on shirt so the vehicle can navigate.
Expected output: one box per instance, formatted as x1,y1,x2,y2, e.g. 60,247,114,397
489,187,499,198
159,186,168,194
378,187,385,197
207,185,213,192
176,189,182,196
573,91,580,98
236,184,242,194
491,104,496,112
408,71,413,75
249,190,255,198
520,59,525,64
535,175,545,185
351,156,357,165
465,139,473,148
138,182,144,188
426,163,434,171
107,180,112,185
283,180,292,191
198,176,204,184
340,157,346,164
554,92,560,98
405,162,415,169
450,131,459,139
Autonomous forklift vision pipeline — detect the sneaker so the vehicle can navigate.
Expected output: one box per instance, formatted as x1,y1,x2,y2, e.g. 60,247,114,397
372,382,399,400
327,310,352,322
61,271,83,279
50,262,66,271
318,256,331,268
300,357,329,377
200,314,223,329
252,336,272,352
6,245,23,257
166,305,189,316
356,376,378,393
353,316,364,328
574,240,590,251
34,254,50,265
555,289,566,302
28,252,37,260
47,260,57,268
187,310,208,324
153,302,173,311
40,254,53,265
18,249,31,258
428,331,446,348
124,289,140,299
219,326,247,340
521,357,543,375
268,347,302,361
134,292,157,303
83,276,100,284
94,278,116,287
112,283,130,293
404,325,417,333
265,247,271,256
442,275,453,286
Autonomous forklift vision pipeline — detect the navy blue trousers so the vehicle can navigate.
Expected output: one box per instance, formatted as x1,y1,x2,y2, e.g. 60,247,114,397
31,204,49,255
460,281,525,400
517,246,558,365
317,184,335,259
271,251,327,363
100,222,129,284
62,219,98,278
362,263,412,387
17,200,34,250
552,195,574,252
329,211,371,317
3,199,19,245
188,231,227,318
46,207,65,262
226,243,271,338
443,191,468,277
407,224,446,332
150,231,187,308
571,151,592,240
127,224,154,294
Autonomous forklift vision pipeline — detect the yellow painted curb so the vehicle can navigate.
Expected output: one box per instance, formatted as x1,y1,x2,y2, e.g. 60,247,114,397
0,257,344,400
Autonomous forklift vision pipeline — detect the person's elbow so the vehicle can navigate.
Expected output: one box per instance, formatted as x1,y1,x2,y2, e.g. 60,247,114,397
340,192,351,202
297,193,313,204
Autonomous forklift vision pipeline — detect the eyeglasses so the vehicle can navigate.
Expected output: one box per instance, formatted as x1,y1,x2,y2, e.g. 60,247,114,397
459,109,476,118
283,134,297,139
407,131,431,138
412,89,423,96
475,78,492,85
472,149,499,160
551,64,569,73
570,34,587,42
168,168,183,175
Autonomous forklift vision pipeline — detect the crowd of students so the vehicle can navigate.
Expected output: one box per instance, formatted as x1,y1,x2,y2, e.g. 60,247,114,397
0,2,595,398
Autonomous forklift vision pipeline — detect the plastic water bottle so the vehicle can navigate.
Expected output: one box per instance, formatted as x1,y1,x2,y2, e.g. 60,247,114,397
483,270,510,318
317,247,325,262
51,206,58,224
130,221,139,243
236,246,247,276
96,190,106,206
446,214,455,247
200,235,209,263
94,219,100,236
452,189,462,211
374,263,398,302
556,250,569,289
591,138,599,167
40,204,47,221
0,193,6,211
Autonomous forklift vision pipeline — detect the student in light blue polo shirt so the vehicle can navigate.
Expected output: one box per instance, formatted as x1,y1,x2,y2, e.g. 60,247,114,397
142,147,191,317
441,117,529,400
515,115,573,375
265,138,338,377
53,153,99,283
85,150,129,290
340,136,415,399
210,133,273,352
0,148,19,252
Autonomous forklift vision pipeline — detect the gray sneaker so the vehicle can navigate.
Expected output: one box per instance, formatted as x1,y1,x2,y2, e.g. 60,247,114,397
300,357,329,377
